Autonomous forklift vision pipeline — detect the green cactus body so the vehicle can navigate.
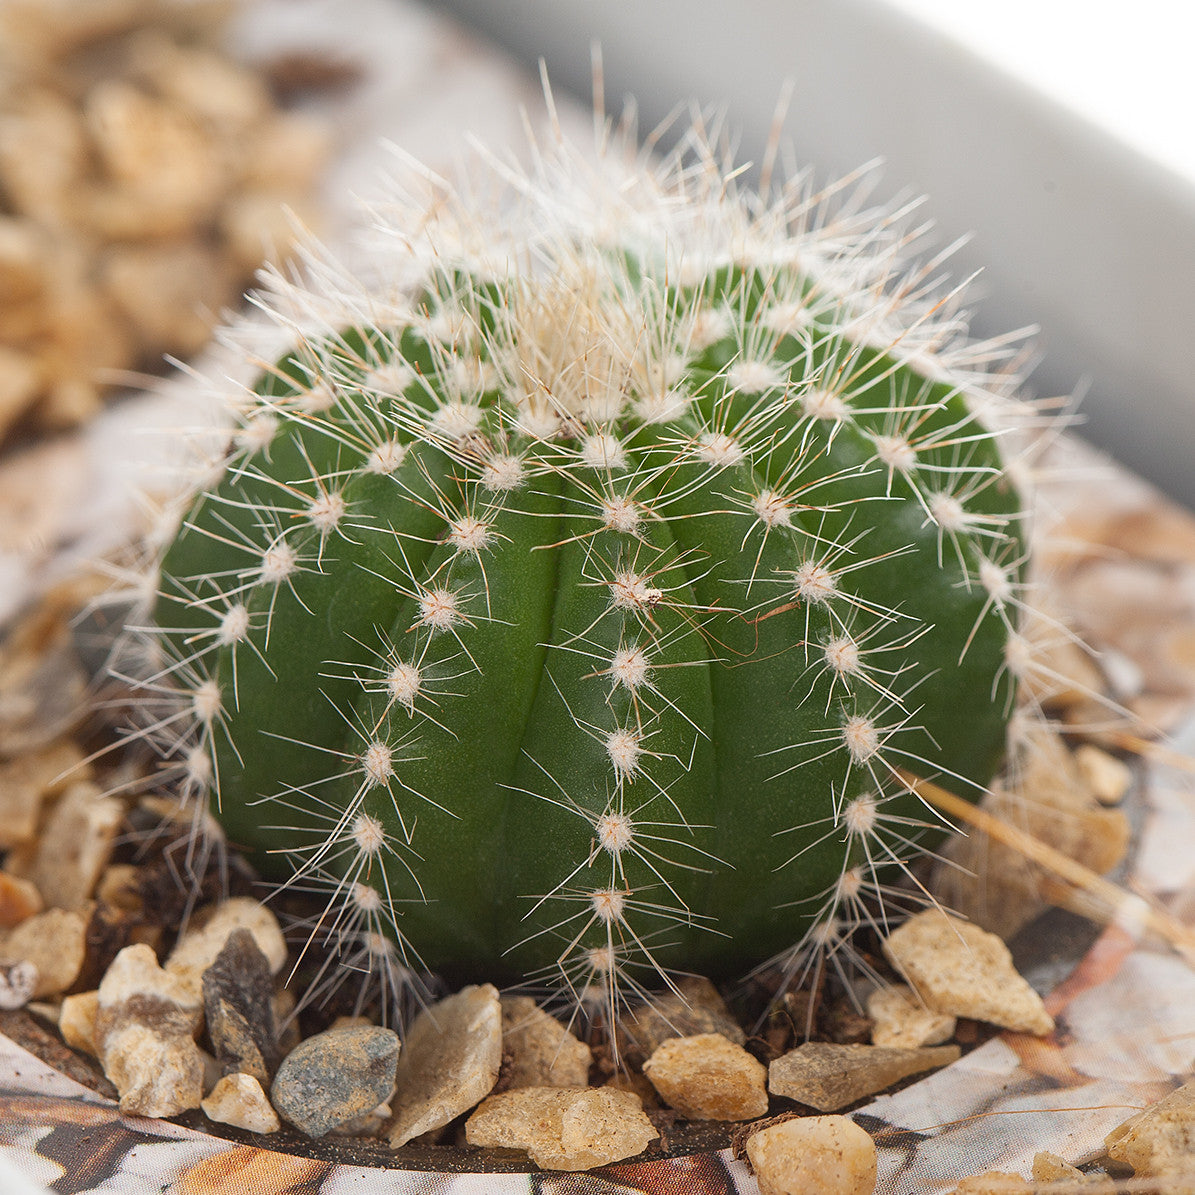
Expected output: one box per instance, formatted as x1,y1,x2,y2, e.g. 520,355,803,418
143,140,1029,1006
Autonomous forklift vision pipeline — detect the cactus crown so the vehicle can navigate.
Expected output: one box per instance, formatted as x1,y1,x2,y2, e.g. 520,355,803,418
130,120,1038,1023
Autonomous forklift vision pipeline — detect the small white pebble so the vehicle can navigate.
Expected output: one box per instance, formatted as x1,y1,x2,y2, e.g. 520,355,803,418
202,1072,281,1134
746,1115,878,1195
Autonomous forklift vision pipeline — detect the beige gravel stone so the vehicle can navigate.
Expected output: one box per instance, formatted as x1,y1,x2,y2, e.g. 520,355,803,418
619,976,745,1058
642,1032,768,1121
59,990,100,1056
0,738,88,849
165,897,287,1001
129,35,272,136
99,942,203,1021
84,80,227,234
768,1042,959,1112
95,943,205,1118
465,1086,657,1171
1073,743,1133,805
745,1115,877,1195
867,984,956,1049
0,872,44,928
101,239,238,356
500,995,592,1089
100,1020,206,1118
202,1072,281,1134
388,984,502,1148
19,780,123,911
882,910,1054,1036
0,88,87,220
1031,1151,1115,1191
0,907,88,996
0,217,45,301
1105,1079,1195,1184
240,111,332,192
948,1173,1031,1194
0,346,41,438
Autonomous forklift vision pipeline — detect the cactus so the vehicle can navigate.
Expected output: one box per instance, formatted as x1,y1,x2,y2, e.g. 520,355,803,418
132,125,1036,1018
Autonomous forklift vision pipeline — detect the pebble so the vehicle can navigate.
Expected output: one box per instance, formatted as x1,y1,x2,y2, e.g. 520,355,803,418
768,1042,960,1112
202,1072,281,1135
58,990,99,1055
202,927,280,1083
1073,743,1133,805
882,910,1055,1036
0,872,42,928
271,1025,400,1138
619,977,745,1058
745,1115,877,1195
0,739,85,849
1031,1152,1115,1191
465,1086,658,1171
642,1033,768,1121
100,1020,206,1118
866,984,956,1049
0,906,88,996
947,1173,1031,1194
500,995,593,1088
166,897,287,1002
94,943,205,1118
388,983,502,1148
16,780,122,911
1105,1079,1195,1183
0,959,38,1009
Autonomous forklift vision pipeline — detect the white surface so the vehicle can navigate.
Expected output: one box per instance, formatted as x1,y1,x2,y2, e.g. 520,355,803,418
888,0,1195,188
430,0,1195,508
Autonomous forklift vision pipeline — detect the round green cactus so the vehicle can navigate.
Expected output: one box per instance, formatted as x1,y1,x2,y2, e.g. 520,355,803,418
135,130,1032,1014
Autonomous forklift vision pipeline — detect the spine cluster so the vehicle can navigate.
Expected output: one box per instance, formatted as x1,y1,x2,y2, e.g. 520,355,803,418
124,124,1042,1022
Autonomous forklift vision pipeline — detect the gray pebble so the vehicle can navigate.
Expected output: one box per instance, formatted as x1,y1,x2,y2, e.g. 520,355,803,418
202,927,280,1082
271,1025,400,1137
